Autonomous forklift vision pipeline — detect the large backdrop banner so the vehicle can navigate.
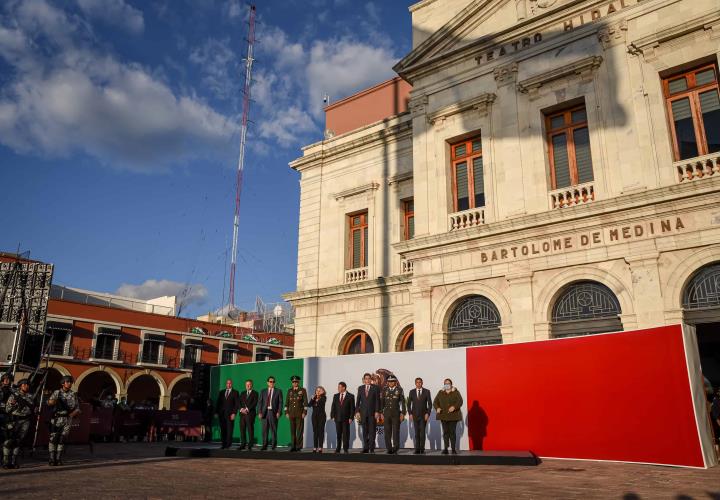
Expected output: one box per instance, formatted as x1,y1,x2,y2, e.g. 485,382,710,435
211,324,715,468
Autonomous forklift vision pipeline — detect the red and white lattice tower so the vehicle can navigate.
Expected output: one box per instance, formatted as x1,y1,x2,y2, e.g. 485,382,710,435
229,4,256,309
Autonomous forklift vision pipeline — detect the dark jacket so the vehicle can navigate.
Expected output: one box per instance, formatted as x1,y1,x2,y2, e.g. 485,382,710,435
239,389,258,416
330,391,355,422
308,394,327,415
407,387,432,419
258,387,283,418
355,384,380,419
433,388,463,422
216,388,240,415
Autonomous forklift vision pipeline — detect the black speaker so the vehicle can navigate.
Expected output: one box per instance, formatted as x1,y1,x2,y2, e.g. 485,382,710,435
191,363,212,408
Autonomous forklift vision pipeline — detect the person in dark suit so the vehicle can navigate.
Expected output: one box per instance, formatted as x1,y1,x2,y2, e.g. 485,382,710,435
308,386,327,452
257,375,283,450
215,379,239,449
355,373,381,453
407,377,432,454
238,379,258,450
330,382,355,453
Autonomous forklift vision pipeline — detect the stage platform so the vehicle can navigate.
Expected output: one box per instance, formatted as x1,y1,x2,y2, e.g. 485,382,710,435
165,445,538,466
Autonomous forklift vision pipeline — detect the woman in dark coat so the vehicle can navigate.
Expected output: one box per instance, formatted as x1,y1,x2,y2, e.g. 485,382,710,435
309,386,327,452
433,378,463,454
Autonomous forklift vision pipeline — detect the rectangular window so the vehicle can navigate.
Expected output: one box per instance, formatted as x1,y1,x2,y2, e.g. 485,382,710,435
221,348,236,365
141,334,165,364
546,104,594,189
348,212,368,269
403,199,414,240
94,333,117,360
46,322,71,356
663,63,720,160
451,136,484,212
183,343,201,369
255,348,272,362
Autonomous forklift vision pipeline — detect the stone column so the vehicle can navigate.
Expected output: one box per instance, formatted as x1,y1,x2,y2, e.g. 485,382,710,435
411,285,434,351
625,253,665,329
506,271,534,342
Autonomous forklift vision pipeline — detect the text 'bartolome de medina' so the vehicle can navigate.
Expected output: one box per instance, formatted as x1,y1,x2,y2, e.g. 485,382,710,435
478,217,685,265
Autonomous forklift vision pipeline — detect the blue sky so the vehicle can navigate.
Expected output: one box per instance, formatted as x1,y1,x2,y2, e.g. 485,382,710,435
0,0,415,316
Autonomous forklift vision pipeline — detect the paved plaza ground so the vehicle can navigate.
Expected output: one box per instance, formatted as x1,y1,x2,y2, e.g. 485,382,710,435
0,443,718,499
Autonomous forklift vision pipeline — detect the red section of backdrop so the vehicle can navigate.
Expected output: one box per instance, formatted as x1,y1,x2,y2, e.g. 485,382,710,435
465,325,704,467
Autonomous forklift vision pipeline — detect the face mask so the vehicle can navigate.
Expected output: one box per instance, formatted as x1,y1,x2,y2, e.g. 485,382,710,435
443,384,451,390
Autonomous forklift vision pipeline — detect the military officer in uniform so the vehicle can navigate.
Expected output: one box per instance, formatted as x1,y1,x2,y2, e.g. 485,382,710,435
0,372,14,467
284,375,308,452
47,375,81,466
380,375,406,454
2,378,34,469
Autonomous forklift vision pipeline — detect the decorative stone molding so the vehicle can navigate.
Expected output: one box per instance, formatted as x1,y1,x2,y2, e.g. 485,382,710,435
333,182,379,201
627,11,720,61
598,20,628,49
494,62,519,88
387,172,413,186
409,95,429,118
426,93,496,125
516,55,603,99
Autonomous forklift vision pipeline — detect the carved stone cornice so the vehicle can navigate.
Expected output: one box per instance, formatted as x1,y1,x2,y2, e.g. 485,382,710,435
333,182,379,201
494,62,519,88
516,55,602,99
426,92,497,125
627,11,720,61
597,20,628,49
409,95,429,118
387,172,413,186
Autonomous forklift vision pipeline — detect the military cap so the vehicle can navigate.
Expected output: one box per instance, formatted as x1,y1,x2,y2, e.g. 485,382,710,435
16,378,29,386
1,372,13,382
386,375,398,382
61,375,74,384
290,375,301,382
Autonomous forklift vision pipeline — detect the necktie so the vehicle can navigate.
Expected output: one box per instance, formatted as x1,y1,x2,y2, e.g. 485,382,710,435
340,393,344,405
226,389,230,398
365,385,369,397
269,389,273,407
417,389,421,398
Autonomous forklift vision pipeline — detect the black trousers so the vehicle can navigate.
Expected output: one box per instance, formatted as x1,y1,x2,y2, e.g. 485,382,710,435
383,413,401,452
219,412,235,448
441,420,458,450
413,416,428,451
312,411,326,448
360,416,376,451
334,420,350,451
261,412,278,448
239,412,255,447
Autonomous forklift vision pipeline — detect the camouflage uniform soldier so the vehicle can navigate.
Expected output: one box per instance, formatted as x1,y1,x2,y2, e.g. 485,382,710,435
2,378,34,469
0,372,13,467
47,375,80,466
380,375,406,454
284,375,308,452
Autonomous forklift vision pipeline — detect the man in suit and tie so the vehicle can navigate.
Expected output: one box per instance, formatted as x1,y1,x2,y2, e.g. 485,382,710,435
238,379,258,450
407,377,432,454
330,381,355,454
355,372,381,453
216,379,240,449
258,375,283,450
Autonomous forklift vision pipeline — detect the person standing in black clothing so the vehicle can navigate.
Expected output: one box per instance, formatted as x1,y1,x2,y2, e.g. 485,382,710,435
407,377,432,454
215,379,239,449
355,373,381,453
308,386,327,452
238,379,258,450
330,382,355,454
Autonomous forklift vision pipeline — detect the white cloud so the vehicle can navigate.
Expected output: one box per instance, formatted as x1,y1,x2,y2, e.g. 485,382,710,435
116,279,208,307
0,0,237,171
189,37,238,102
76,0,144,34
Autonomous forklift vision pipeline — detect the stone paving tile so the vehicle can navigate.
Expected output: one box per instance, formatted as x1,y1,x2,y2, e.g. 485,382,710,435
0,444,718,499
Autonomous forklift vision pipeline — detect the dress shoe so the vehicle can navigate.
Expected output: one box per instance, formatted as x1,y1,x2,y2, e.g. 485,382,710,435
386,450,394,454
318,449,322,454
441,449,449,455
260,446,267,451
335,449,341,454
237,445,246,451
413,450,420,455
362,449,369,454
343,450,349,454
451,450,458,455
271,446,276,450
370,449,375,454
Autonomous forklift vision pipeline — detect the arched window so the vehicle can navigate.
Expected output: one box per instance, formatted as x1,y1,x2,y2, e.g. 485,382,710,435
447,295,502,347
341,330,374,355
551,280,622,338
682,262,720,324
397,325,414,352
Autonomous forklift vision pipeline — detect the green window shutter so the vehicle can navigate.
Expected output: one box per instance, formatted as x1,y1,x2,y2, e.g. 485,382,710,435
552,134,571,188
573,127,594,184
472,156,485,207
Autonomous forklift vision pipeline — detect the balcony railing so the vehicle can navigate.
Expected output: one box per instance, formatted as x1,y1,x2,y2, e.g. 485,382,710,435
549,181,595,209
345,267,368,283
139,351,165,365
49,341,71,357
401,259,414,275
449,207,485,231
675,152,720,183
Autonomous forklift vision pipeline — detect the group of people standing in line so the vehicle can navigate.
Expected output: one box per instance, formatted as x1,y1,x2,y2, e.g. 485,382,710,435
216,373,464,454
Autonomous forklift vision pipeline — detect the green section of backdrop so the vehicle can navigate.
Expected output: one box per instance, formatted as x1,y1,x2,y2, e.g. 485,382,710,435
210,358,304,446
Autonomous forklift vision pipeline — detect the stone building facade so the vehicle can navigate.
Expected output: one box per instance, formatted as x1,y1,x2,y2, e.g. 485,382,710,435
285,0,720,378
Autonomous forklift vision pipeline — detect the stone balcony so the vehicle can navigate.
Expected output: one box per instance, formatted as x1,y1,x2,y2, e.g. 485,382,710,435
675,151,720,183
345,267,368,283
401,259,414,275
449,207,485,231
549,181,595,209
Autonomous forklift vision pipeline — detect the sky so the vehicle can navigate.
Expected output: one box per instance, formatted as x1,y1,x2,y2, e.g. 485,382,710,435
0,0,416,317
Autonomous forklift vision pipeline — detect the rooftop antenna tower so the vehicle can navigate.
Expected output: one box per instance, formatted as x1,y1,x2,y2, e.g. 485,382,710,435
229,4,256,310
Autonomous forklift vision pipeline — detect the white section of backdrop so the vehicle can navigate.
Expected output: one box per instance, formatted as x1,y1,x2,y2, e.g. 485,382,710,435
302,348,468,451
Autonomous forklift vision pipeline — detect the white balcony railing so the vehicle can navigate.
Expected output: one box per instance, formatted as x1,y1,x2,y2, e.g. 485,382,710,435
549,181,595,209
401,259,414,275
675,152,720,183
345,267,368,283
448,207,485,231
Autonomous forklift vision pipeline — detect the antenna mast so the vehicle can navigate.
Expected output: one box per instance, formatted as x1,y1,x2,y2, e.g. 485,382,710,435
229,4,256,310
